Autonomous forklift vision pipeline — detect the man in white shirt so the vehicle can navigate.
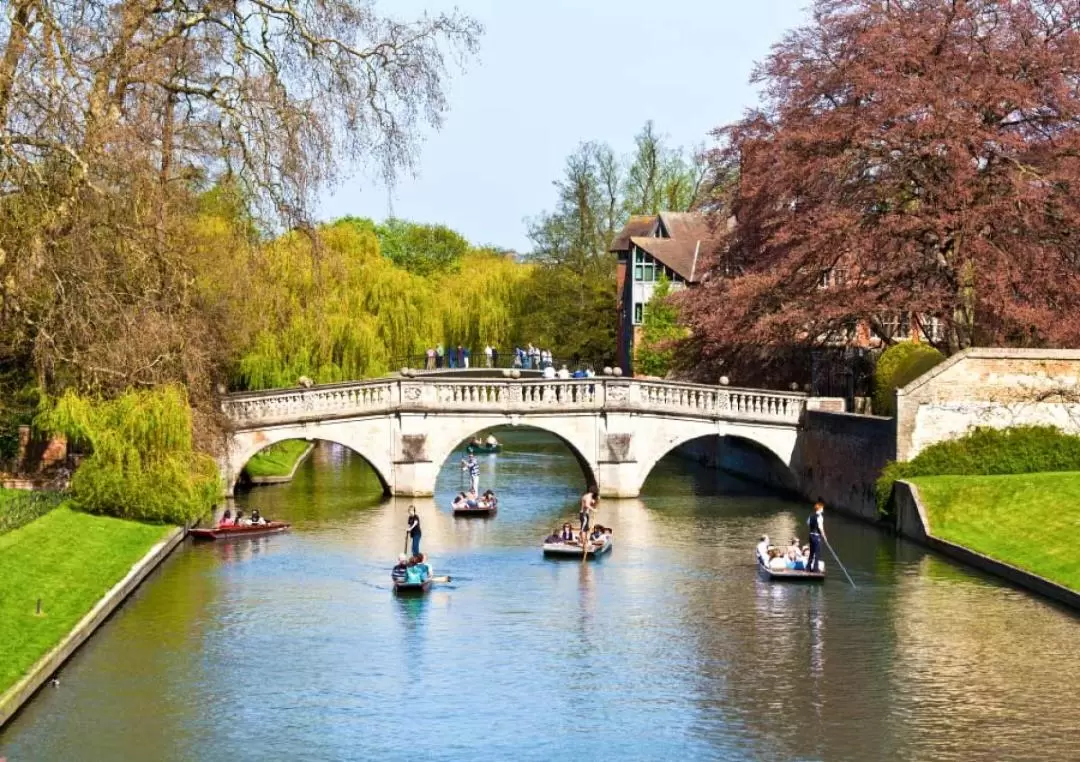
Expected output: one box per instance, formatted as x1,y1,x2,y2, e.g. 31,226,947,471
542,364,556,379
484,344,493,367
557,365,570,379
756,535,770,565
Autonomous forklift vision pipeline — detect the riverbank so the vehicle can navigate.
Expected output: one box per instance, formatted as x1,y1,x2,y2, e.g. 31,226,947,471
910,472,1080,592
0,506,177,725
244,440,315,484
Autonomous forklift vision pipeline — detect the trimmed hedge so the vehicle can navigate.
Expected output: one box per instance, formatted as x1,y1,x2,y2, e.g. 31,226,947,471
873,342,944,416
0,489,65,535
876,425,1080,513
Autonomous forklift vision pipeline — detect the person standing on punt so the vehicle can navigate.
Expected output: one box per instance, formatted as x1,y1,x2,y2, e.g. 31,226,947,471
406,506,422,556
463,452,480,494
806,499,826,572
579,487,598,535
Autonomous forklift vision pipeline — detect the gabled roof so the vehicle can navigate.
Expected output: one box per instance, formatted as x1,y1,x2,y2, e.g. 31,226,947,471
609,215,658,252
630,236,703,283
658,212,711,244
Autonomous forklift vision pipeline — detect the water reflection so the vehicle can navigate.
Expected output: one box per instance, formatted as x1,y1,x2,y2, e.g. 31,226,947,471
1,432,1077,762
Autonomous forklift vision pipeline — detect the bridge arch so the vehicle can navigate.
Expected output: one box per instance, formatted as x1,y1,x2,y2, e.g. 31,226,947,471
632,422,800,497
225,424,394,496
424,417,599,493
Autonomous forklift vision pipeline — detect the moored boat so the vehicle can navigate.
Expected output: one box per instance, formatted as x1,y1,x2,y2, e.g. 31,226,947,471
543,534,612,558
190,521,291,541
466,443,501,454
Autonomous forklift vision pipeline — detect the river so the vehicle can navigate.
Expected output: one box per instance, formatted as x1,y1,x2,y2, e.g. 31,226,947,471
2,428,1078,761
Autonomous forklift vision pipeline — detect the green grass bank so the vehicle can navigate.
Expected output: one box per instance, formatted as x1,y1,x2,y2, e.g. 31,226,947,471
0,506,172,696
912,472,1080,592
244,439,313,480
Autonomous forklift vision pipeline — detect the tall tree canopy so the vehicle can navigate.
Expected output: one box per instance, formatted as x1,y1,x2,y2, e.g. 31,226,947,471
683,0,1080,375
0,0,480,402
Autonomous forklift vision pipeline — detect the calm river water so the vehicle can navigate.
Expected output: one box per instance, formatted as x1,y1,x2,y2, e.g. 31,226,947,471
2,429,1078,761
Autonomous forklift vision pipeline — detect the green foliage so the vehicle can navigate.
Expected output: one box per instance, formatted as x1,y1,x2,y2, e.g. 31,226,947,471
244,440,312,479
38,387,220,524
376,218,469,277
876,425,1080,514
873,342,945,416
635,277,688,377
0,489,65,535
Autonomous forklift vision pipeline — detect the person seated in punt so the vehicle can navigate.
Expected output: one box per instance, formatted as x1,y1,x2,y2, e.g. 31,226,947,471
480,490,497,509
464,491,480,509
545,528,561,544
559,523,575,543
485,434,498,447
235,510,252,527
392,554,409,584
767,547,788,571
589,525,605,542
405,555,430,584
218,509,234,528
251,509,267,526
452,493,469,511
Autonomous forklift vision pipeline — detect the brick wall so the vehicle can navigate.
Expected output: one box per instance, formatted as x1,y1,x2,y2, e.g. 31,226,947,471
896,348,1080,461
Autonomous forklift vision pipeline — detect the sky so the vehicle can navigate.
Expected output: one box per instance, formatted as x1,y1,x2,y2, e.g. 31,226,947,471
319,0,809,252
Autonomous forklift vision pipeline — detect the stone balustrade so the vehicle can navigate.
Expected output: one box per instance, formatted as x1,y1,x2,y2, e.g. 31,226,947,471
223,378,807,428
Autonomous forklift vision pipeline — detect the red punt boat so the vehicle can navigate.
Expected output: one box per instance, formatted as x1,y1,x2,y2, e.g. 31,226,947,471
190,521,291,541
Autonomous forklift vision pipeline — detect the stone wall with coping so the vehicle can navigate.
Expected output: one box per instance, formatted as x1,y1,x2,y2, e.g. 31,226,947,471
896,348,1080,462
791,411,897,522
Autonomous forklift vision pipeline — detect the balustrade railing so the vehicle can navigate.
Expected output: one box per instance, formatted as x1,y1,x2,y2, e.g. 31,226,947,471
223,378,807,427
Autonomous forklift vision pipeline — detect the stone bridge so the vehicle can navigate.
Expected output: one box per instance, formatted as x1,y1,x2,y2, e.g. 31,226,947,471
221,377,816,498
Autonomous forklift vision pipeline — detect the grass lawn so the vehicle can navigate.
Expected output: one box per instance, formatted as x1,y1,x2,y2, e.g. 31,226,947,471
243,439,312,479
0,506,172,696
912,472,1080,591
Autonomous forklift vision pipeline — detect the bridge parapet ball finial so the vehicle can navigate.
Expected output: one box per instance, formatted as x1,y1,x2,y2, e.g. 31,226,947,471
790,382,799,391
612,367,623,377
510,369,521,379
400,367,410,377
603,367,613,376
719,376,730,386
502,368,512,378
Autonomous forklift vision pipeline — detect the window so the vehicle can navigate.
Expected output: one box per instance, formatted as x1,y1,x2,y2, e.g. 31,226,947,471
920,315,944,343
634,303,643,324
634,249,657,282
880,312,911,340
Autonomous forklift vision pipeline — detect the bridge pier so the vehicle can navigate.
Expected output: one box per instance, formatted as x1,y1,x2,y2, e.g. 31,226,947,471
391,460,438,497
596,461,641,499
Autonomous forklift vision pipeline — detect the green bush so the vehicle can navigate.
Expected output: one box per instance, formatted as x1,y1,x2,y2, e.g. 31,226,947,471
876,425,1080,513
873,342,945,416
0,489,65,535
37,386,220,524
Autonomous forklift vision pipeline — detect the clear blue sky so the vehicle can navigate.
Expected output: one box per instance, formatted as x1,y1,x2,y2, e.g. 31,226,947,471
319,0,809,252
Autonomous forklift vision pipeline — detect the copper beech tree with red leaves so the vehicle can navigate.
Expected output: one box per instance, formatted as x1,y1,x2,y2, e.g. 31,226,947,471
682,0,1080,378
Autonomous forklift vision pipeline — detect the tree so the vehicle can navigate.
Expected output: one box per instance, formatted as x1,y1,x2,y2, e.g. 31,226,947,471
624,121,707,215
635,277,687,377
0,0,481,411
375,219,470,277
526,142,622,365
683,0,1080,378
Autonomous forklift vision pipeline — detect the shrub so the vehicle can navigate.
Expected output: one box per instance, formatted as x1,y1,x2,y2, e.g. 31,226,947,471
37,386,220,524
873,342,945,416
0,489,65,535
876,425,1080,513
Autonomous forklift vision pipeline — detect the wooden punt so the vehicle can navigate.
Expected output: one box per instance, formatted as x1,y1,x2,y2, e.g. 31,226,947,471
190,521,290,541
452,501,497,518
543,534,613,559
466,443,501,454
393,578,434,595
756,556,825,581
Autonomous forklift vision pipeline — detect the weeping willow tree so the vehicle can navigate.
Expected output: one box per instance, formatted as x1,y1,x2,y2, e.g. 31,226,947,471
234,224,533,390
38,386,220,524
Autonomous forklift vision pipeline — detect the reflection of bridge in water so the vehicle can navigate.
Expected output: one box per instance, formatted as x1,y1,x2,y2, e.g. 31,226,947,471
221,376,818,498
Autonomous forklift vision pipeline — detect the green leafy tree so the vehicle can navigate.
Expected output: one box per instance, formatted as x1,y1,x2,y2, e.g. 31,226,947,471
623,121,707,215
375,218,470,276
635,277,687,377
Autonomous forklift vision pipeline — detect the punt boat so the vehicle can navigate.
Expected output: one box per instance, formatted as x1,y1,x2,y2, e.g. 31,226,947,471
466,443,501,455
756,554,825,582
543,534,613,559
452,499,497,518
190,521,291,541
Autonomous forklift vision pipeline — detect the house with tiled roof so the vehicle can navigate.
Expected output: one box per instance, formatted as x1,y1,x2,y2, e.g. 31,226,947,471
609,212,715,373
